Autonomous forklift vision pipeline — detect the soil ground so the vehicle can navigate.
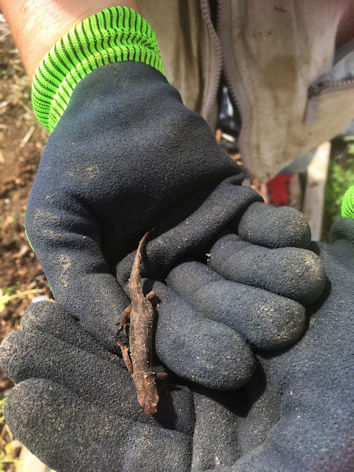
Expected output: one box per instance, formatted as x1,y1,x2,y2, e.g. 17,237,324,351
0,16,51,342
0,16,52,470
0,14,53,470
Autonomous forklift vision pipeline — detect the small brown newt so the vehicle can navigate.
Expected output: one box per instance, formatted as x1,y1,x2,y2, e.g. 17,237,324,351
118,231,164,415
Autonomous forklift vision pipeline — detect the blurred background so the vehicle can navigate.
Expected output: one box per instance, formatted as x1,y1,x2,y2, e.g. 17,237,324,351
0,13,51,472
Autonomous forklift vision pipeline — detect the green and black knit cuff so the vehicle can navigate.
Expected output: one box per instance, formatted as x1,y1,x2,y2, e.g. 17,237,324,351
31,6,165,132
341,185,354,218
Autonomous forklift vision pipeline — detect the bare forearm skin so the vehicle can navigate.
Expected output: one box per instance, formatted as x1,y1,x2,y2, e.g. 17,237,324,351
0,0,137,80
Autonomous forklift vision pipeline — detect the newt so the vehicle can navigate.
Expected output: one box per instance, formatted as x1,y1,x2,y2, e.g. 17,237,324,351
117,231,164,415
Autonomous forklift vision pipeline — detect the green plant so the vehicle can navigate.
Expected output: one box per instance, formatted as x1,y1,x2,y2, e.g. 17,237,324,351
343,135,354,156
0,287,44,313
323,136,354,239
0,396,22,472
0,444,22,472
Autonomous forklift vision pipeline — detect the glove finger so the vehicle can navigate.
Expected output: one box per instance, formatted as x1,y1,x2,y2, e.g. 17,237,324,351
150,280,255,390
166,262,306,350
208,234,326,304
115,177,261,285
229,223,354,472
25,199,130,352
5,379,192,472
21,301,196,431
0,328,146,421
21,301,120,363
237,202,311,249
0,318,194,435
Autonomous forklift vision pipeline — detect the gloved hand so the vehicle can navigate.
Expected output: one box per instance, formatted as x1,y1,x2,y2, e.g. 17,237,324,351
25,61,237,352
118,201,325,390
0,301,194,471
26,61,323,381
0,218,352,471
168,217,354,471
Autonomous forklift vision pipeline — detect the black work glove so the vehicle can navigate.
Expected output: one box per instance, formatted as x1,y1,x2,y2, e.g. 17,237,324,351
180,218,354,471
117,201,325,390
0,301,194,471
1,218,352,471
26,62,322,379
25,61,244,353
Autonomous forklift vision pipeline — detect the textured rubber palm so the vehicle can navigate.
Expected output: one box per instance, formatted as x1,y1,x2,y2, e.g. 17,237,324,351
31,6,165,131
0,219,353,471
341,185,354,218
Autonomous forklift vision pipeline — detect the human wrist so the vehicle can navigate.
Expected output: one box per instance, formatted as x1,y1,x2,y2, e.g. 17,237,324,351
0,0,137,80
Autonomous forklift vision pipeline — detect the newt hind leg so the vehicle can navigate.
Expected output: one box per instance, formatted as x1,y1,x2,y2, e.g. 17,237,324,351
156,371,168,390
118,344,133,374
116,304,132,337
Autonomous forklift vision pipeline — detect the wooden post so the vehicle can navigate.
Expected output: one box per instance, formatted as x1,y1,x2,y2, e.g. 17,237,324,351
303,142,331,241
19,445,52,472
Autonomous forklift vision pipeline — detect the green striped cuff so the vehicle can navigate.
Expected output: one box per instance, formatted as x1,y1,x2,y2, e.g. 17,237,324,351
31,6,165,132
341,185,354,218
